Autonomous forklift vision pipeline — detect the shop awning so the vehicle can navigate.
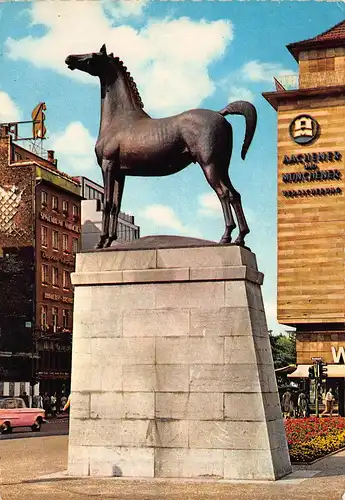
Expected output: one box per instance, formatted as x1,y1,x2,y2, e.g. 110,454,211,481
288,364,345,378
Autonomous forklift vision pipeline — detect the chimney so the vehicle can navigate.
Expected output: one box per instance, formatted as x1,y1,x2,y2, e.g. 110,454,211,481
47,150,55,162
1,125,9,138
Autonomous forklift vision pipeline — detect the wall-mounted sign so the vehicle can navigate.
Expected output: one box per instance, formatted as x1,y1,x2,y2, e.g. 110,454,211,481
283,151,342,166
39,212,81,234
44,292,73,304
289,114,320,145
41,250,75,267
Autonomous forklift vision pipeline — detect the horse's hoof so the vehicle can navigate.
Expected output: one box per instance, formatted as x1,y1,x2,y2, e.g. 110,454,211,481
219,237,231,245
233,237,245,246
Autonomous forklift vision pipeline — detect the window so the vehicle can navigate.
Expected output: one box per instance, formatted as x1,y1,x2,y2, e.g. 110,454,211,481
52,307,58,332
72,204,79,218
62,309,69,329
52,230,59,250
63,234,69,252
42,264,49,284
41,191,48,206
63,270,70,289
41,226,48,247
72,237,79,254
62,200,68,214
41,305,47,328
52,267,59,287
52,195,58,211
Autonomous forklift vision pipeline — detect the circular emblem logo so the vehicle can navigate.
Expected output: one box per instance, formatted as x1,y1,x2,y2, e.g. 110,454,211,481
289,114,320,145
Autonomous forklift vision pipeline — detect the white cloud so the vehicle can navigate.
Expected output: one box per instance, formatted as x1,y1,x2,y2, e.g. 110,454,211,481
0,91,21,122
198,192,222,217
227,86,254,103
140,203,202,237
49,122,96,174
103,0,150,19
240,60,294,83
5,2,233,115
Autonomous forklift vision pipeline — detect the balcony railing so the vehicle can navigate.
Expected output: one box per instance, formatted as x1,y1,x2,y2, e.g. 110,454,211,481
274,74,299,92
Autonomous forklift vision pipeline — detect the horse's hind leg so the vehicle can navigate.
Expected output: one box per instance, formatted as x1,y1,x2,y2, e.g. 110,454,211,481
223,175,250,246
201,163,236,244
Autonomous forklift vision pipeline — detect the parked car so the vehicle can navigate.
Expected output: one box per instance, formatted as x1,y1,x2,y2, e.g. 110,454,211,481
0,397,45,434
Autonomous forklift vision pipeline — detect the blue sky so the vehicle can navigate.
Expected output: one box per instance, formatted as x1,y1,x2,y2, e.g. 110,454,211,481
0,1,344,333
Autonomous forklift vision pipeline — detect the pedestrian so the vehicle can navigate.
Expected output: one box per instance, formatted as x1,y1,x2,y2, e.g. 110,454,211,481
60,394,67,412
51,393,57,417
281,389,293,418
43,392,50,418
20,391,30,408
321,388,335,417
36,393,44,409
297,391,308,418
63,394,71,412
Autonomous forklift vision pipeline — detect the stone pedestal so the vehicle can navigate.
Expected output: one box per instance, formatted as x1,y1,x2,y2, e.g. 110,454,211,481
68,238,292,480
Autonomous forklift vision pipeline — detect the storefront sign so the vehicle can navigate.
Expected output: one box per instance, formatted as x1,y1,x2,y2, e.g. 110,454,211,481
41,250,75,267
283,151,342,165
289,115,320,145
331,346,345,363
282,187,342,198
39,212,81,234
44,292,73,304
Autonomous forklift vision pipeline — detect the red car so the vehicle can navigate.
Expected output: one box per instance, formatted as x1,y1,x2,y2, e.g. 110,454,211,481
0,397,45,434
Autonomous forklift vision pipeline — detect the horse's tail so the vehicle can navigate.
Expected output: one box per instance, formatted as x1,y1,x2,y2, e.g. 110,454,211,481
218,101,257,160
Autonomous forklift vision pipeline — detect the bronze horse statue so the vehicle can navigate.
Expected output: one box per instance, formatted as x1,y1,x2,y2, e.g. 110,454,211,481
65,45,257,248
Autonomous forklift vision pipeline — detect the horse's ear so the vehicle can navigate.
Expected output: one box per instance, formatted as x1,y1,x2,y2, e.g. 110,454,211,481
100,44,107,55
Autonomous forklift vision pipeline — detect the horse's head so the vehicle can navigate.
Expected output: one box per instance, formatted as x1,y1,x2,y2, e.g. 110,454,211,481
65,44,111,77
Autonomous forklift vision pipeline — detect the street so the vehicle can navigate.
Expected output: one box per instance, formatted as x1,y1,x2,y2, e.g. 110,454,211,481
0,416,69,441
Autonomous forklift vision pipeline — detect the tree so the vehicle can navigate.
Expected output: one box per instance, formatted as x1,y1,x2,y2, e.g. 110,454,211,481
269,331,296,368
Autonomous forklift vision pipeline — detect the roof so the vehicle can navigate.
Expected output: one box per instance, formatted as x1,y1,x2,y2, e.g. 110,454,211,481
287,19,345,61
262,84,345,111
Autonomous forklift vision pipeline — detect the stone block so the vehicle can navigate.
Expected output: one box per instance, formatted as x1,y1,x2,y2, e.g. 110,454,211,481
69,419,122,447
123,268,189,284
156,246,255,270
224,449,276,480
224,282,248,308
156,337,224,365
123,309,189,337
224,392,282,422
245,281,265,312
76,250,157,273
188,420,270,450
155,448,224,478
267,419,290,451
156,392,223,420
189,364,276,393
68,445,90,476
90,337,155,365
89,446,154,477
73,308,123,338
122,419,155,447
90,393,155,420
249,308,270,337
156,365,190,392
70,392,90,420
123,393,155,419
189,307,253,337
190,266,247,282
155,282,225,309
72,270,123,286
224,335,274,365
122,365,157,392
154,420,189,448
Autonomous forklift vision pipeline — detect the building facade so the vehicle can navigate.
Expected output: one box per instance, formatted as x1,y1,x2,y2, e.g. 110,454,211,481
263,20,345,414
0,125,81,398
76,176,140,250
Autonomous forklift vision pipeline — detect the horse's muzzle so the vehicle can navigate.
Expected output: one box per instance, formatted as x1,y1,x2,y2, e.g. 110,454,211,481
65,56,76,70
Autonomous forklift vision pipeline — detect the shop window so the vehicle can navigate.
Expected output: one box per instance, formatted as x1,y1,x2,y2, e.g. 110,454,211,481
41,226,48,247
52,267,59,287
52,230,59,250
42,264,49,284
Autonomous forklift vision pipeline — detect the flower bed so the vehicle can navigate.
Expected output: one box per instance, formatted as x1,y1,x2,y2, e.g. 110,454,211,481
285,417,345,462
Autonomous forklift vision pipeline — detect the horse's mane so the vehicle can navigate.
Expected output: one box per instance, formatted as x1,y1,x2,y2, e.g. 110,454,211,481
110,56,144,109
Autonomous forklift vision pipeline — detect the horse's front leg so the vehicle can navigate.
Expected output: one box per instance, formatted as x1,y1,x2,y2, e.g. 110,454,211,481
104,175,125,248
95,160,115,249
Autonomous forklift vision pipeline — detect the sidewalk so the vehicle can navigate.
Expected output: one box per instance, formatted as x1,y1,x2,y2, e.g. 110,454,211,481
1,435,345,500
